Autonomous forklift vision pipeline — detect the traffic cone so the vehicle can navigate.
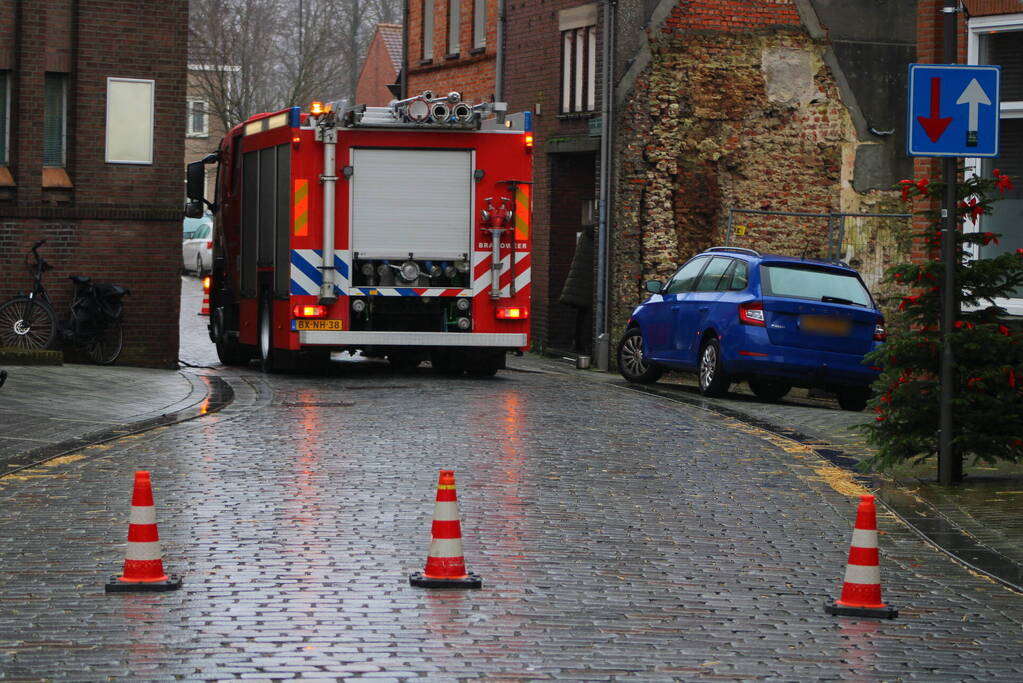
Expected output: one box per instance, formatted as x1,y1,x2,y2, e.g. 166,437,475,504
105,471,182,593
825,494,897,618
198,276,210,316
410,469,482,589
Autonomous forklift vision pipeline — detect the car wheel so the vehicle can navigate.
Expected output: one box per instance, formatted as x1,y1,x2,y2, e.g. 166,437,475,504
837,387,871,412
698,337,730,397
748,378,791,402
616,327,663,384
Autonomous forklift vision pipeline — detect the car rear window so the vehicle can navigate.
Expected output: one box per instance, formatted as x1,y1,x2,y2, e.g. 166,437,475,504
760,264,872,307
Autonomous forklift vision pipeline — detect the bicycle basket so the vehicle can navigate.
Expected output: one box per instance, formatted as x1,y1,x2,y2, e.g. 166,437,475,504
93,283,129,321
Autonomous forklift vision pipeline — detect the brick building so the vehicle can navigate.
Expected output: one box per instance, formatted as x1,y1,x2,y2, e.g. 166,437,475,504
185,60,234,200
1,0,188,368
355,23,403,107
406,0,498,104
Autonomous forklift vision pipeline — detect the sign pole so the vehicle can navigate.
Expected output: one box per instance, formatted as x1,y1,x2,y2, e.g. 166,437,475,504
938,0,962,485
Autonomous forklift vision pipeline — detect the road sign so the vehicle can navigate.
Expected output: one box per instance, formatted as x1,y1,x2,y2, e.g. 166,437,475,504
907,63,1000,157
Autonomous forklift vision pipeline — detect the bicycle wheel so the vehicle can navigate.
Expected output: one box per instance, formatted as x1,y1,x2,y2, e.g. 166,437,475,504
0,297,58,350
86,321,124,365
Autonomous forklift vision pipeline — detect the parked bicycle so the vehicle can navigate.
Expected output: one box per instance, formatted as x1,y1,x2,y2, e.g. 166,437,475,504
0,239,130,365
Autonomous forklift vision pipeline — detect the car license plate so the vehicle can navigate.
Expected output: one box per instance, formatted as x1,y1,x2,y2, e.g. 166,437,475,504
800,315,850,336
295,319,343,331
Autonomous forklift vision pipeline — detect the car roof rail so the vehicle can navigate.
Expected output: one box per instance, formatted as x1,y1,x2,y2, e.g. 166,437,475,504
705,246,760,257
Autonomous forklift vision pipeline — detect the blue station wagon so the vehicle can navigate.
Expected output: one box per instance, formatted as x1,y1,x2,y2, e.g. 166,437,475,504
616,247,886,411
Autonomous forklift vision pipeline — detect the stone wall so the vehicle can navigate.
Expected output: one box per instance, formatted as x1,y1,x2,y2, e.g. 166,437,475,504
610,5,908,336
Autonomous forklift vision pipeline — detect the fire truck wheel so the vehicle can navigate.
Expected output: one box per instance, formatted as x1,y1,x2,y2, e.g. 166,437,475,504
466,352,502,378
430,350,464,376
259,297,278,373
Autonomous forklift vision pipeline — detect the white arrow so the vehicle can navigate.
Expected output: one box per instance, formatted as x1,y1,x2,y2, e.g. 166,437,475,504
956,78,991,131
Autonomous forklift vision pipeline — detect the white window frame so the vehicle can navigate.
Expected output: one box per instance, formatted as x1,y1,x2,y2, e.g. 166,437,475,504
187,98,210,138
105,77,155,165
472,0,486,49
966,13,1023,315
448,0,460,54
423,0,435,61
559,5,597,114
0,71,9,166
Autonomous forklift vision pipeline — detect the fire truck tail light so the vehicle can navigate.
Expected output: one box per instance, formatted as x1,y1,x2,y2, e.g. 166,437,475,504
496,307,528,320
524,133,534,149
293,304,327,318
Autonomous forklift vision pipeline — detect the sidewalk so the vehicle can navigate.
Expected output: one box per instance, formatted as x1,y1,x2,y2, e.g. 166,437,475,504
0,362,224,474
1,353,1020,593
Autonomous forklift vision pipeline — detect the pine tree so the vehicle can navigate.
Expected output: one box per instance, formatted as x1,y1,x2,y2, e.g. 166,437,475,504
864,169,1023,470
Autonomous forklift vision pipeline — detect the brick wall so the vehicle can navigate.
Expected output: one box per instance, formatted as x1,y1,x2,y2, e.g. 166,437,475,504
609,2,860,336
0,0,188,368
407,0,498,104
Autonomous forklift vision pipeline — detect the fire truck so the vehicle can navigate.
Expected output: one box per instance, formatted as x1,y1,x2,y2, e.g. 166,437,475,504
184,91,533,375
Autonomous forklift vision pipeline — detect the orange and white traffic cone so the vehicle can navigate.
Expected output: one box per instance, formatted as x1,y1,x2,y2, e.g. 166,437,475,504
825,494,897,618
105,471,182,593
410,469,482,589
198,276,210,316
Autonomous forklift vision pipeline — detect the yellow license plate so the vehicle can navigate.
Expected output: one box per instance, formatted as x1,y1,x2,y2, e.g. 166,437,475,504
800,315,851,336
295,319,343,331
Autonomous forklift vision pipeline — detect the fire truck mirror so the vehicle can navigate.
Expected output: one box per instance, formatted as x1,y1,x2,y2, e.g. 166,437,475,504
185,160,206,203
184,200,205,219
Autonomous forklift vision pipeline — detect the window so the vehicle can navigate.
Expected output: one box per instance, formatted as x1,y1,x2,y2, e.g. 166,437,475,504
664,258,708,295
472,0,486,50
559,4,597,114
44,73,67,167
422,0,434,61
694,257,733,292
760,265,872,307
105,78,154,164
187,99,209,137
448,0,460,54
0,71,8,166
968,14,1023,311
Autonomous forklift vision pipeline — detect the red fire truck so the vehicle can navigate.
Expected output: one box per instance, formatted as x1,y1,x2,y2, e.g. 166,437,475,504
185,91,533,375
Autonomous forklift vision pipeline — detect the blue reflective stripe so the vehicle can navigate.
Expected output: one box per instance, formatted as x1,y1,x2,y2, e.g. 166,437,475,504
290,279,311,296
334,254,349,279
291,251,322,286
395,288,416,296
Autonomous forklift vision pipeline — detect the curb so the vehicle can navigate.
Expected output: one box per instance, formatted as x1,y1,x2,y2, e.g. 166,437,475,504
0,372,234,478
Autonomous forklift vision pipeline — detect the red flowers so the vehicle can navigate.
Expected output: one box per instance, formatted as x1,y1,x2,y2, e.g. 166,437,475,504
898,177,930,202
960,197,985,224
993,168,1014,193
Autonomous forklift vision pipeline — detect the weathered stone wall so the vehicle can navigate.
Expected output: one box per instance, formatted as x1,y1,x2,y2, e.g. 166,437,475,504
610,12,908,336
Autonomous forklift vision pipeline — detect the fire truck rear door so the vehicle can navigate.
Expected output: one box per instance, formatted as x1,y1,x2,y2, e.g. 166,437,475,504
349,149,473,259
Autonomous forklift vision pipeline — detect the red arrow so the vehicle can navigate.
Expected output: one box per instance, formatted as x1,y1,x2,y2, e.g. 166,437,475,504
917,77,953,143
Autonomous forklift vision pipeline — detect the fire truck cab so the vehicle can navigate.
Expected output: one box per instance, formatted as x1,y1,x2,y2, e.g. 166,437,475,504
185,92,533,376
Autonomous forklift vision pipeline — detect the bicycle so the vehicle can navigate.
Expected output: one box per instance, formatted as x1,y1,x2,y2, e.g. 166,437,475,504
0,239,130,365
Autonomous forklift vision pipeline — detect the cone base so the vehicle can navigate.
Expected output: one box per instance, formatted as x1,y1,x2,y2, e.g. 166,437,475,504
825,600,897,619
105,574,183,593
409,571,481,589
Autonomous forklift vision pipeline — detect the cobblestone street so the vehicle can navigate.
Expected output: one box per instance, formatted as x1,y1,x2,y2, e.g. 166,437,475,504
0,277,1020,681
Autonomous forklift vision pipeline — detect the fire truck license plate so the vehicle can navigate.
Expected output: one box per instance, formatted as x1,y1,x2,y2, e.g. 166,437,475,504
295,319,343,331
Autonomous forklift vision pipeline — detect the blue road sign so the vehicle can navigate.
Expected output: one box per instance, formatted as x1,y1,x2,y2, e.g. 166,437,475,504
908,63,1000,158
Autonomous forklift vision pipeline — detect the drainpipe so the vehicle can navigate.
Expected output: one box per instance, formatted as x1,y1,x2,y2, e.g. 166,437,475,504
495,0,506,122
594,0,615,370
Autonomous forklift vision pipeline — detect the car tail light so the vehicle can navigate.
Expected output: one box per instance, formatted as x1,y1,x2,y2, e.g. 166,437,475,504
293,304,327,318
205,240,213,249
874,317,887,342
496,306,528,320
738,301,765,326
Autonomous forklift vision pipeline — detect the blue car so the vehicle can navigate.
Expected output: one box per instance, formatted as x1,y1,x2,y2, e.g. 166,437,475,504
616,247,886,411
